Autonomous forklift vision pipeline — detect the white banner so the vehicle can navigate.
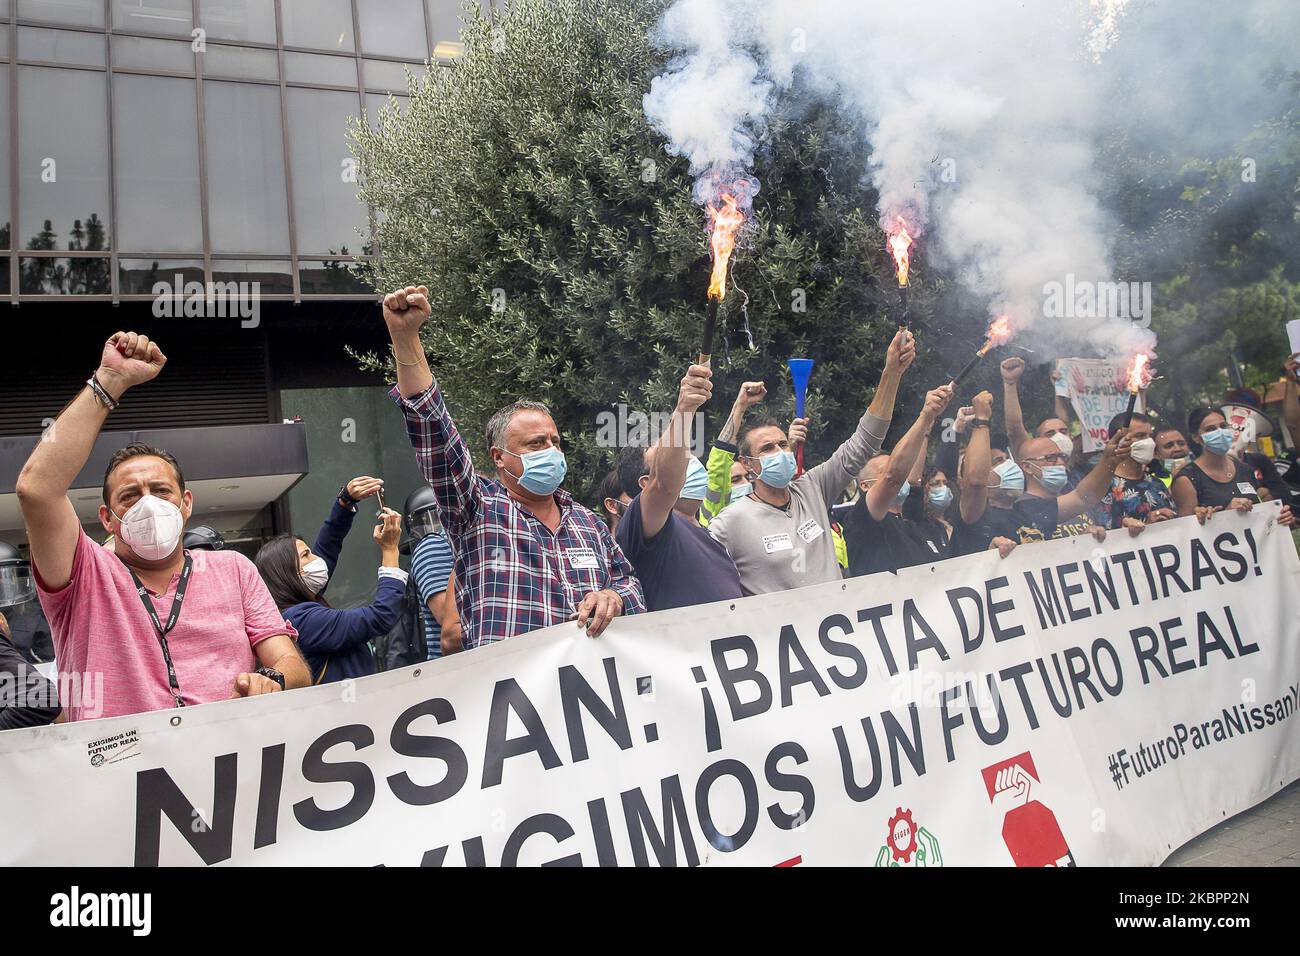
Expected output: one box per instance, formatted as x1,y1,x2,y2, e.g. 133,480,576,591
1058,357,1140,453
1,506,1297,867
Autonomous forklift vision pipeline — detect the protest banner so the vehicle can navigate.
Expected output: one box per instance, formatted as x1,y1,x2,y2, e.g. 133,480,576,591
0,505,1296,867
1057,358,1142,452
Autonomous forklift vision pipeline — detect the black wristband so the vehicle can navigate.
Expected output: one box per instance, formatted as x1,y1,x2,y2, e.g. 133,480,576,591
254,666,285,690
337,484,358,508
970,418,992,428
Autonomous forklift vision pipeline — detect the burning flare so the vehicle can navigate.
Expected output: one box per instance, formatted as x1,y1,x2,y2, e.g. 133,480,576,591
707,193,746,300
888,216,914,287
1126,352,1154,393
977,315,1015,355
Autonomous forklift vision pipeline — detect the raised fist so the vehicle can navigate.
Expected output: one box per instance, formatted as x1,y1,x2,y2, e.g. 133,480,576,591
97,332,166,395
382,285,432,334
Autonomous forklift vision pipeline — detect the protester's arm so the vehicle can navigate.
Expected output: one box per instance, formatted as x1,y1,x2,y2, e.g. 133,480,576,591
1171,471,1200,518
808,329,914,500
292,576,407,655
959,391,995,525
907,433,930,487
237,556,309,692
1000,357,1032,459
641,365,712,540
16,332,166,590
429,583,463,655
1284,353,1300,440
866,386,952,520
577,521,645,637
312,477,383,577
1058,428,1126,521
383,286,482,536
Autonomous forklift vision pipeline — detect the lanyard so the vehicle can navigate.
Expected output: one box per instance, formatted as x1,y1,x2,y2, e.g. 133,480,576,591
126,554,193,709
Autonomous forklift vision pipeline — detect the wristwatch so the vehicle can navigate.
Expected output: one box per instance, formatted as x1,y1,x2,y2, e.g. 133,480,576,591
254,666,286,690
970,418,992,428
336,483,358,510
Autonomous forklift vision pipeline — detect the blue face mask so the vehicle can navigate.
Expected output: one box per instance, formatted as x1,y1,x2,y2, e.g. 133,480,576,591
730,481,752,500
1036,464,1069,495
756,450,798,489
680,456,709,501
895,480,911,503
501,446,567,496
928,485,953,510
1202,427,1234,455
993,460,1025,492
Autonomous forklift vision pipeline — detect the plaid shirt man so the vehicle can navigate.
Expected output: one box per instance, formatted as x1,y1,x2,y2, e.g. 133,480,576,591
392,382,645,649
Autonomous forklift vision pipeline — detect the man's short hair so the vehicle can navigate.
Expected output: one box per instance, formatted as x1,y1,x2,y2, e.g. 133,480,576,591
102,442,185,504
1106,410,1151,436
485,400,553,455
616,445,647,500
738,417,783,459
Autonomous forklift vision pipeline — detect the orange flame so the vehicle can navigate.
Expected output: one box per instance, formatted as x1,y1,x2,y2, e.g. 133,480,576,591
977,315,1015,355
1126,352,1154,393
888,215,913,287
707,193,746,301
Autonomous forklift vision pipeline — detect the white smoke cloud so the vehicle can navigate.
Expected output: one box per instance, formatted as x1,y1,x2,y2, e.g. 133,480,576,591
643,0,1300,357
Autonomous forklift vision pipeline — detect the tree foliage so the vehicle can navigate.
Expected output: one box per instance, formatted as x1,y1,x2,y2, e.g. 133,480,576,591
350,0,931,501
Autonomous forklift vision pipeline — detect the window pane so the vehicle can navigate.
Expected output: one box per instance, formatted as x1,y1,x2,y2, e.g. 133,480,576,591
113,74,202,252
118,258,204,294
112,35,195,73
283,50,355,86
17,0,105,29
211,259,292,294
362,58,423,94
358,0,426,60
17,27,106,66
19,67,111,252
429,0,482,58
0,25,10,60
0,72,8,251
364,91,407,132
0,259,9,296
286,88,368,256
201,42,278,80
198,0,276,45
19,257,111,294
300,259,370,294
111,0,193,37
281,0,353,53
203,81,289,254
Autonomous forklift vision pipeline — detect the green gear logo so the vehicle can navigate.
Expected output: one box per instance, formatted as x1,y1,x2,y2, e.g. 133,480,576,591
874,807,943,867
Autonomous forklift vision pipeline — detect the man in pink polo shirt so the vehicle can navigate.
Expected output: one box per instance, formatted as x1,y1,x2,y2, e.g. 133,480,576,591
16,331,310,721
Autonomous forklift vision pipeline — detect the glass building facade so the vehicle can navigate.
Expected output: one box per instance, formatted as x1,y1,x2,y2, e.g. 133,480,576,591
1,0,493,301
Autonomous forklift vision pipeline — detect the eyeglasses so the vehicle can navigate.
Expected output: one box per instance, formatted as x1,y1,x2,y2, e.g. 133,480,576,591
1024,453,1069,465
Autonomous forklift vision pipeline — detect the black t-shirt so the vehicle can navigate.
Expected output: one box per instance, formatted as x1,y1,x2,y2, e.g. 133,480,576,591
951,496,1060,556
1174,459,1261,510
615,494,743,612
844,496,948,577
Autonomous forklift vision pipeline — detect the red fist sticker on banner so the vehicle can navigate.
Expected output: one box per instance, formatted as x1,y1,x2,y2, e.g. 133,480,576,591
981,751,1076,867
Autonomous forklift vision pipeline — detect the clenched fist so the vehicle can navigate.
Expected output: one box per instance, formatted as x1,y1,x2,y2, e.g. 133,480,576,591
676,364,713,415
383,285,432,334
97,332,166,398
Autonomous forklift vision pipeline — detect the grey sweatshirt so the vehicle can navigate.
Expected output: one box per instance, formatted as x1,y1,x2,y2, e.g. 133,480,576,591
708,410,891,594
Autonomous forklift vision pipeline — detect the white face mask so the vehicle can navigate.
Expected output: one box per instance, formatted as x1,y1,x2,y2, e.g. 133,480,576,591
300,556,329,594
1129,437,1156,465
1049,432,1074,458
113,495,185,562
